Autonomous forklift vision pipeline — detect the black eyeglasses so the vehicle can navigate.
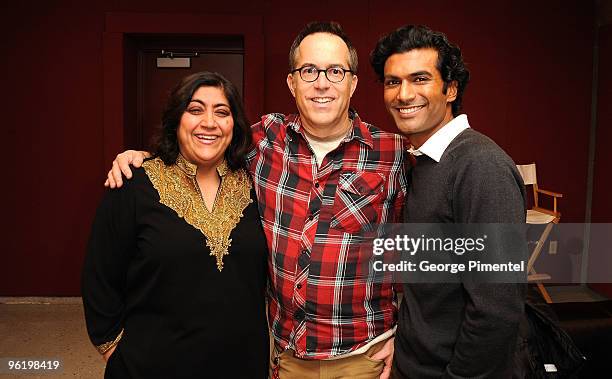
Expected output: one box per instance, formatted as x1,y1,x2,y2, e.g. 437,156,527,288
290,65,355,83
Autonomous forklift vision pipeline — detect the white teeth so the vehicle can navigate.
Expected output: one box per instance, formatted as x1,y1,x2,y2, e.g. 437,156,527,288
195,135,218,140
312,97,333,103
398,105,424,114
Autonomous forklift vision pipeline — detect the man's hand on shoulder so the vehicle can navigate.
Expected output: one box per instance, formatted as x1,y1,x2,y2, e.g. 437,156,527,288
104,150,150,188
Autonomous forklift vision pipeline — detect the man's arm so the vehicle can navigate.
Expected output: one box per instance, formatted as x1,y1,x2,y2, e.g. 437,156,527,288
104,150,150,188
445,155,526,378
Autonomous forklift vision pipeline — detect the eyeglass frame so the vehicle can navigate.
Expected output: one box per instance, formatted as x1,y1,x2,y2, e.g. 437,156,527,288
290,65,356,83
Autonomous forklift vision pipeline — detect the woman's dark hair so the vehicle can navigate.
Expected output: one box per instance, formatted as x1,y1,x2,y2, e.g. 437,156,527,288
370,25,470,116
153,71,252,171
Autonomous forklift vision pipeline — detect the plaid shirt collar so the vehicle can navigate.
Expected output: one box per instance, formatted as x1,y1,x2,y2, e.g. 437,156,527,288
284,109,374,150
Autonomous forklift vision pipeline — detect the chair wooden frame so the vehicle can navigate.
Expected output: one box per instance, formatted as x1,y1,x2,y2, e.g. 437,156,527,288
517,163,563,304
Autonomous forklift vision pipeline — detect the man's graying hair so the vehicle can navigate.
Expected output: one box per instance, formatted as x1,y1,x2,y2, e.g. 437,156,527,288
289,21,358,73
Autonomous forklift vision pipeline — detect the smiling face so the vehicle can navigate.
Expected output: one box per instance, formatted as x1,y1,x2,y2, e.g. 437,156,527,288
177,85,234,169
383,48,457,148
287,32,358,139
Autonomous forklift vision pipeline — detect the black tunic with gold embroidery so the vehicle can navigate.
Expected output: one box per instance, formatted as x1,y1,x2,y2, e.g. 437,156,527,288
82,157,269,378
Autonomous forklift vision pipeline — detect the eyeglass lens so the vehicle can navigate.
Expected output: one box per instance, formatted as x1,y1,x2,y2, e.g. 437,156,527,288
300,67,347,83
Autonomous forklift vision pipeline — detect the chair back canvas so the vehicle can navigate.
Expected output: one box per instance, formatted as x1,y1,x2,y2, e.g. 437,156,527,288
517,163,538,185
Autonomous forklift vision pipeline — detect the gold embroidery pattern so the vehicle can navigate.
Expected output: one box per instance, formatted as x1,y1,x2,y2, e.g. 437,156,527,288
96,329,124,354
143,156,252,271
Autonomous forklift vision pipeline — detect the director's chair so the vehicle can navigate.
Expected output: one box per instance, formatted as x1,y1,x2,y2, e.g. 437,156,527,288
516,163,563,304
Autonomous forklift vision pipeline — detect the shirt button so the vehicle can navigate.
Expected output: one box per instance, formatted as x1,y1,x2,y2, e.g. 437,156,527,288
296,283,302,289
314,182,320,188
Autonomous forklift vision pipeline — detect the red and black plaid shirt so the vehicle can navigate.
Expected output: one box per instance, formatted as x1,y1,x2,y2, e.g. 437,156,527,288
247,111,408,359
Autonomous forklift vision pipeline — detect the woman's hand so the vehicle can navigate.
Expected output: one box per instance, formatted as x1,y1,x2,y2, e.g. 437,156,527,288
104,150,150,188
102,345,116,363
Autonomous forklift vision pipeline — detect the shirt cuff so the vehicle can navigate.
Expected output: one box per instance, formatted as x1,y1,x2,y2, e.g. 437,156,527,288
95,329,124,355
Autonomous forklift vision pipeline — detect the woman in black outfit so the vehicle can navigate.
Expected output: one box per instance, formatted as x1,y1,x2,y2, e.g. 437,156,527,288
82,72,269,378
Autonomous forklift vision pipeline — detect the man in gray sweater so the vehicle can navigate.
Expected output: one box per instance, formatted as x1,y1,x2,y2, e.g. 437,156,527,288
370,25,526,378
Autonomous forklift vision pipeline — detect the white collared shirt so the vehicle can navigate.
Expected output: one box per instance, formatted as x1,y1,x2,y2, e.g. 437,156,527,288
407,114,470,162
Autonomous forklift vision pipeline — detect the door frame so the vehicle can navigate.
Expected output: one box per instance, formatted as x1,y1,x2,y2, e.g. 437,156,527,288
102,12,264,167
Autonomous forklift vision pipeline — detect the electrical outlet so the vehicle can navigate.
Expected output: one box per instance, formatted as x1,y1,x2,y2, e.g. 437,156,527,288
548,240,558,255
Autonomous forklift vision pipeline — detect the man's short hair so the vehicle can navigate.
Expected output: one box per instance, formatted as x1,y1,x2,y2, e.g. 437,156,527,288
370,25,470,116
289,21,358,73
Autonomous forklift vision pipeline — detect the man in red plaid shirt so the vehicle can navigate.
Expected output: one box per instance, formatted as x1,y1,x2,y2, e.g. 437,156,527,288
106,21,407,379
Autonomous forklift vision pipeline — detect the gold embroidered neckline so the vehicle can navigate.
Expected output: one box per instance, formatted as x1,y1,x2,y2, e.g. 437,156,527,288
143,155,252,271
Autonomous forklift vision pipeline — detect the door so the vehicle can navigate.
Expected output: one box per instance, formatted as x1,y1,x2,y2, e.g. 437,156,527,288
124,34,244,150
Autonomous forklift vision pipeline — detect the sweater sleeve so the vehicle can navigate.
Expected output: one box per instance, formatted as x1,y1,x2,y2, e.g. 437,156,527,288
81,172,138,354
445,154,527,378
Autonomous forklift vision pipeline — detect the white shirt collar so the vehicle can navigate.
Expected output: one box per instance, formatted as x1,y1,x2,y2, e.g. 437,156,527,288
407,114,470,162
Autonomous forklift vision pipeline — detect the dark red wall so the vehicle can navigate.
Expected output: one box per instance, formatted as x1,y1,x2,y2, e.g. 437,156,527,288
589,22,612,298
1,0,600,295
2,2,107,295
592,24,612,223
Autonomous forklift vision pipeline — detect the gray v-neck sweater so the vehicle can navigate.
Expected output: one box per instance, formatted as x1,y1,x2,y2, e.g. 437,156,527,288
395,128,527,378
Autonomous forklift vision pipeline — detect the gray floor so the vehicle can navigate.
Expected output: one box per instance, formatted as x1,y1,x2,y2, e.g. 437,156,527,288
0,298,104,378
